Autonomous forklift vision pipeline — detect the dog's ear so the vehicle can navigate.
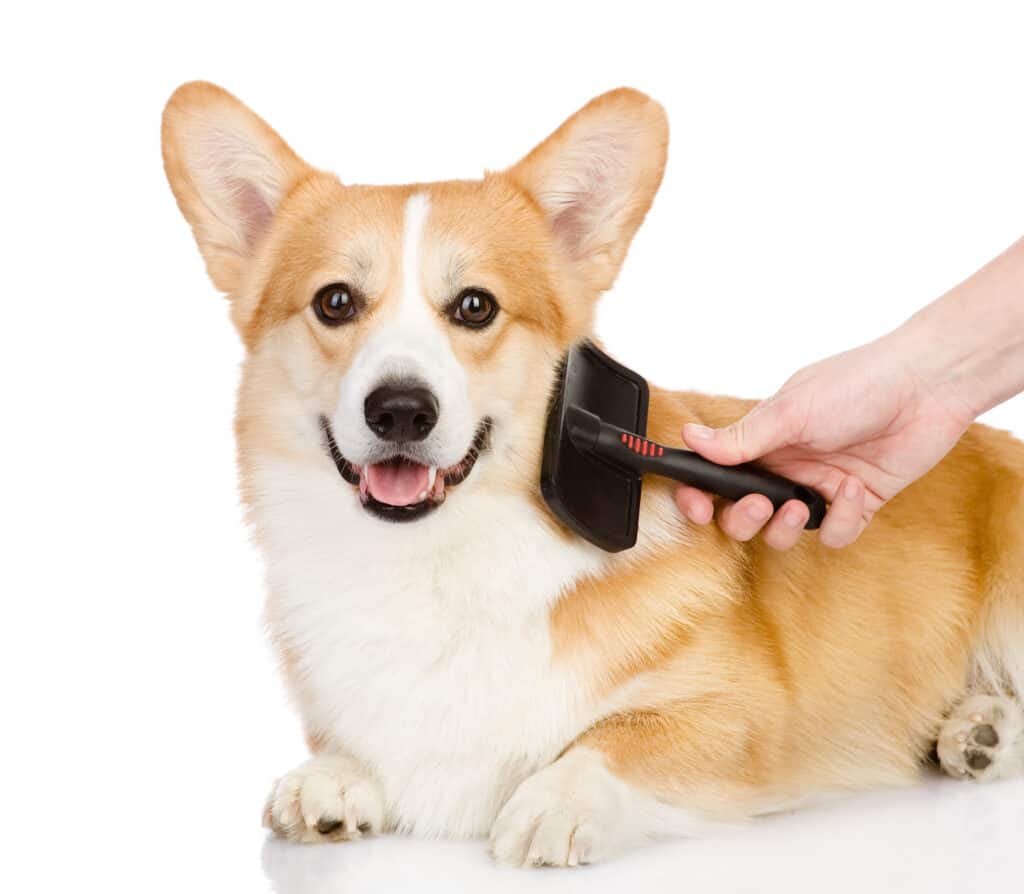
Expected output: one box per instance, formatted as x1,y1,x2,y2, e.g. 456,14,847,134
162,82,311,295
509,88,668,294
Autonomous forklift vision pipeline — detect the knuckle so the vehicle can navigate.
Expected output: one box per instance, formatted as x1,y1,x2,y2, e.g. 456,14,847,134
765,525,797,551
820,526,852,549
762,531,786,550
719,512,745,540
727,520,758,542
727,421,756,461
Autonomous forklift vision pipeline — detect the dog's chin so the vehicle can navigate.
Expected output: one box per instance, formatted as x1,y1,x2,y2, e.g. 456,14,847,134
319,417,493,524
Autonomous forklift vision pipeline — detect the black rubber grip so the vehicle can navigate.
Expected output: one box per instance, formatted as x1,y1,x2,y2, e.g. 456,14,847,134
567,407,828,530
646,448,826,528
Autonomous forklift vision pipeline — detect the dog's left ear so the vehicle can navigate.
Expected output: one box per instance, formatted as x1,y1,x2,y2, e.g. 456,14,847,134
509,88,668,293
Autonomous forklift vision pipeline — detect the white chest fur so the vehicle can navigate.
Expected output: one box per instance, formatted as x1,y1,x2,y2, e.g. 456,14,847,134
252,459,609,837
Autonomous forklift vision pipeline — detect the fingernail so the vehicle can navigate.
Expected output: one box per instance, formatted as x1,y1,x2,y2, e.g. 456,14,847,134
746,501,772,522
844,478,861,500
685,424,715,441
783,507,806,528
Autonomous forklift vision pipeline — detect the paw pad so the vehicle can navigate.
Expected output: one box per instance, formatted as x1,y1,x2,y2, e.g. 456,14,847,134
957,719,1001,776
965,750,991,771
936,694,1021,783
972,724,999,747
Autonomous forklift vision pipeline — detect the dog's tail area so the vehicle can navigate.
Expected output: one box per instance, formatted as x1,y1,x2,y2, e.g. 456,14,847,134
971,439,1024,698
974,588,1024,698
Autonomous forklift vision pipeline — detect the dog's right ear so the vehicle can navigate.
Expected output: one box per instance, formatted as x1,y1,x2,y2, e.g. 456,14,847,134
161,82,310,295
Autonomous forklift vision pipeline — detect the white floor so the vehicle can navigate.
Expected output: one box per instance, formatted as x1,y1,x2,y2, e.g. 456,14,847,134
256,774,1023,894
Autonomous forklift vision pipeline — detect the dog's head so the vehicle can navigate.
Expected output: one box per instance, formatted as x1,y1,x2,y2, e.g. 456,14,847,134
162,82,667,527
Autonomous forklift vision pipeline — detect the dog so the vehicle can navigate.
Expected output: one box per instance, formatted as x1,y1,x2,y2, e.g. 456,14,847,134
162,81,1024,866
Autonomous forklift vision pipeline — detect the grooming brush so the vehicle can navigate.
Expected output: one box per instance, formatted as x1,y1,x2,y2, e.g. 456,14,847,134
541,340,827,552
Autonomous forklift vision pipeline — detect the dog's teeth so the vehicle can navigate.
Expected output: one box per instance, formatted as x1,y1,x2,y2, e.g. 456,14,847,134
427,466,437,490
418,491,428,502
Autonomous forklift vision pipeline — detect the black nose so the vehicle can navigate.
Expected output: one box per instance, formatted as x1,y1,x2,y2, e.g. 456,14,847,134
364,383,439,443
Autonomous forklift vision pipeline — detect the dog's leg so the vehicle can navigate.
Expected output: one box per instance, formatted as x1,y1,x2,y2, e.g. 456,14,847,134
937,692,1024,781
489,746,711,867
263,751,385,843
490,704,759,867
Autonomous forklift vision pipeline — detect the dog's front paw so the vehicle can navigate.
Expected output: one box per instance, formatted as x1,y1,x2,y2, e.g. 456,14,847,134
490,748,635,868
937,694,1024,782
263,755,384,843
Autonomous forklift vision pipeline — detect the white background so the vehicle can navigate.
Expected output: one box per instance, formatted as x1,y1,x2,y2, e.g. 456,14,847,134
3,2,1023,892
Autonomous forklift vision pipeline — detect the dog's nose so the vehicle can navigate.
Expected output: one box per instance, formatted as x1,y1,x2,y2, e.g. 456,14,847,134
364,383,439,443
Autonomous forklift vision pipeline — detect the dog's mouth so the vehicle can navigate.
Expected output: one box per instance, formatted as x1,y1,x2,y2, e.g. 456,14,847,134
319,416,492,522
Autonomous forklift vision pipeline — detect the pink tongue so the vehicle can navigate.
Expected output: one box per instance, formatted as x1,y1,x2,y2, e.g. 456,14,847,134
365,460,430,507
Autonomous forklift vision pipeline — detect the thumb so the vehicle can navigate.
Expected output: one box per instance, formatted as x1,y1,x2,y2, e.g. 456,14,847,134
682,401,794,465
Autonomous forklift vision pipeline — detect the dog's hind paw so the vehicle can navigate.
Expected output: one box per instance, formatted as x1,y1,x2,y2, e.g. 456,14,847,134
263,754,384,843
937,694,1024,782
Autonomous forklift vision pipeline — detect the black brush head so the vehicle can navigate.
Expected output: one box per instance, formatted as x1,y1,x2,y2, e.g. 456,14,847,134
540,340,649,551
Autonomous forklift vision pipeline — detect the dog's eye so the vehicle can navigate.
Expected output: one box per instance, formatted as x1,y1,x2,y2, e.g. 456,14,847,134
450,289,498,329
313,283,357,326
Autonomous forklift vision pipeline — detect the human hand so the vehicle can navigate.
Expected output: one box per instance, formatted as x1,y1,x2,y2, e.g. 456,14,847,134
675,333,977,550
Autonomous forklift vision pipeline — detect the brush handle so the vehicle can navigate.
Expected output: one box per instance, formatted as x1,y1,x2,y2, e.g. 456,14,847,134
567,407,827,530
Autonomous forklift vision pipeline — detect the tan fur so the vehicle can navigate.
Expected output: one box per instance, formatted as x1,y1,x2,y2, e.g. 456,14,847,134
555,387,1024,813
163,81,1024,840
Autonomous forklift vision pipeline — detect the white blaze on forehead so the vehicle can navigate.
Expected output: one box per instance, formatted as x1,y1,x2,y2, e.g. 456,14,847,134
400,192,431,315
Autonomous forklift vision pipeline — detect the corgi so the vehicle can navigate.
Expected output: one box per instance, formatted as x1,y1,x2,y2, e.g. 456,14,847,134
162,81,1024,867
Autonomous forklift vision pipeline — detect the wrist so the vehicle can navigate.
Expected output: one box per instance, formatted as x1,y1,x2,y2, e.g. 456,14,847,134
889,311,987,422
892,238,1024,419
